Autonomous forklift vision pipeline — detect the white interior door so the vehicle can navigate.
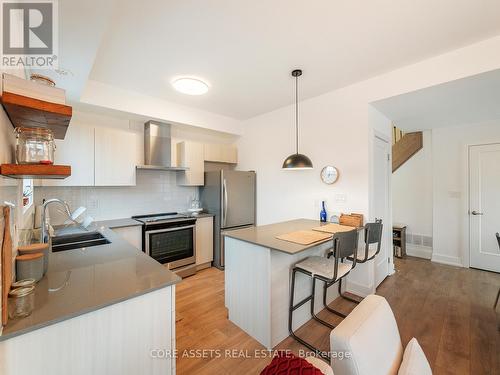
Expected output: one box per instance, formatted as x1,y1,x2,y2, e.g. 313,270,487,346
469,143,500,273
374,136,391,287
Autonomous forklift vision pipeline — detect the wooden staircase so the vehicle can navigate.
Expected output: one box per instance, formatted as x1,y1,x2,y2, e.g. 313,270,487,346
392,126,423,172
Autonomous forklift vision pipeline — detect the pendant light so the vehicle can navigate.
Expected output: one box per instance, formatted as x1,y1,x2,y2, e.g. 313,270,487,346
282,69,313,170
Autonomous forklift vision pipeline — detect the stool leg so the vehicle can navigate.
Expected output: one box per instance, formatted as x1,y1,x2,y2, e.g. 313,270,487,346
338,278,361,304
322,280,347,319
310,277,335,329
288,269,330,361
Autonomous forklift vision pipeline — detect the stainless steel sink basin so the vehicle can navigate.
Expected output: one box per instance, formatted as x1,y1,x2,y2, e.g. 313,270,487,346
51,232,111,252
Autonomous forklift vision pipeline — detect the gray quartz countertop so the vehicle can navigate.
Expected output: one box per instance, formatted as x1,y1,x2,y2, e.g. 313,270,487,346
1,227,181,341
93,218,142,229
180,212,215,219
223,219,359,255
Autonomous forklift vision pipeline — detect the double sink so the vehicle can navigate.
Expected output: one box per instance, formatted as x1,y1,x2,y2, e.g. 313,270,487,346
51,231,110,252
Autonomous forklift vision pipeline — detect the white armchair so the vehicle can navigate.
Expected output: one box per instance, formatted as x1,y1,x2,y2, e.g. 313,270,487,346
331,295,431,375
306,295,432,375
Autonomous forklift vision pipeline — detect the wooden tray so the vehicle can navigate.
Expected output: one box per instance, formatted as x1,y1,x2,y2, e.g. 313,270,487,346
339,213,363,228
276,230,332,245
311,223,357,234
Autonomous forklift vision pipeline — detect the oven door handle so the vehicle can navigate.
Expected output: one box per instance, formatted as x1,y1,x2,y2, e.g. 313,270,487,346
145,225,195,234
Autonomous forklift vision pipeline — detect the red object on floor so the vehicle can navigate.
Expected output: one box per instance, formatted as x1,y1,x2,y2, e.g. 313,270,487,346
260,351,324,375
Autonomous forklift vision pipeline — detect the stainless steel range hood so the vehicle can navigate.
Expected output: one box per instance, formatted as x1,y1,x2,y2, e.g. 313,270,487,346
136,121,188,171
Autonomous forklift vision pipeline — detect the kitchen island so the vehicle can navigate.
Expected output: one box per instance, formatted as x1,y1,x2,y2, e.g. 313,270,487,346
0,226,180,375
224,219,359,349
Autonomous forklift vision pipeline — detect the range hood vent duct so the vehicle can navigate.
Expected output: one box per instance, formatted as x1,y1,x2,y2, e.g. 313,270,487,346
137,121,188,171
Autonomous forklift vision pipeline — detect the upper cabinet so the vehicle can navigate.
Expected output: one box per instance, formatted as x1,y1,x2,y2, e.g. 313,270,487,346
177,141,204,186
176,142,239,186
95,127,138,186
204,143,238,164
40,125,139,187
41,123,95,187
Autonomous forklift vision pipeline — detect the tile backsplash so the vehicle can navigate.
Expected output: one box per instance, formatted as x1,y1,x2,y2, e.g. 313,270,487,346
34,170,198,225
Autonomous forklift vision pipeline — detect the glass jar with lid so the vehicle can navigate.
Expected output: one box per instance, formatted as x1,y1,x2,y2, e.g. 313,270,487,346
8,285,35,319
15,127,56,164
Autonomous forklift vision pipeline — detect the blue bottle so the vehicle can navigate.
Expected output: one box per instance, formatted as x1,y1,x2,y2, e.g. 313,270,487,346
320,201,327,222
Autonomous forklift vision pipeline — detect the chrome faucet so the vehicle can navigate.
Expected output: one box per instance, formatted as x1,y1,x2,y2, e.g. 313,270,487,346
40,199,73,243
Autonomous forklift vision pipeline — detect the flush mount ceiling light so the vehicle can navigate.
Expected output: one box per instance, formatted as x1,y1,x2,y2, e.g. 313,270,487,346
282,69,313,170
172,77,209,95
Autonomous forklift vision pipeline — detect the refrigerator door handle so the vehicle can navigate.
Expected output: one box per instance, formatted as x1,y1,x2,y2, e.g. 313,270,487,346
222,178,228,228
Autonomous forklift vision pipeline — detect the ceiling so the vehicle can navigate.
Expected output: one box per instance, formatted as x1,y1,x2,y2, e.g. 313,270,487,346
33,0,116,102
41,0,500,121
86,0,500,120
372,68,500,131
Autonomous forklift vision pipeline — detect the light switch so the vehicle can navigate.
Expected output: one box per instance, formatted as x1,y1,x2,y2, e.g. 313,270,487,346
335,194,347,202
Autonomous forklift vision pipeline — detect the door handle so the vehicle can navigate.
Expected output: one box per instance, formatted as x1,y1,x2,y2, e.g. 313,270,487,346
471,210,484,216
222,179,228,227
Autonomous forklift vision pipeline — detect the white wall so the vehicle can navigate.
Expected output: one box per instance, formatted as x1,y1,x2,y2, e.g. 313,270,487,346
237,35,500,293
392,122,500,266
432,120,500,267
392,130,433,259
238,89,371,226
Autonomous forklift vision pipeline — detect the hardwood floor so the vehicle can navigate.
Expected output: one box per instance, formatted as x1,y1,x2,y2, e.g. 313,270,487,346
176,257,500,375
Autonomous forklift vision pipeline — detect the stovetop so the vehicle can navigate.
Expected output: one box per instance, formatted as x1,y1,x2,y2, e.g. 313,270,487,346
131,212,190,224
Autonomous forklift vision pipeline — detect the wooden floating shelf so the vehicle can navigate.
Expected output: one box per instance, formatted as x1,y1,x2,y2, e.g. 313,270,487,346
0,91,72,139
0,164,71,179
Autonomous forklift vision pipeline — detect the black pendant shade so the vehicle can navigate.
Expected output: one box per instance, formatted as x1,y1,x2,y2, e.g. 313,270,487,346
282,153,313,169
282,69,313,170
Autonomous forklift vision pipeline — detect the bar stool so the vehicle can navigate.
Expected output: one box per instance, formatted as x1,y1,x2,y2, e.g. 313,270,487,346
336,220,383,304
288,229,359,359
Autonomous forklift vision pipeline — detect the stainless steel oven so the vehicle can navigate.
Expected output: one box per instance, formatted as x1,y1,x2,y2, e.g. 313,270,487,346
132,213,197,275
145,222,195,269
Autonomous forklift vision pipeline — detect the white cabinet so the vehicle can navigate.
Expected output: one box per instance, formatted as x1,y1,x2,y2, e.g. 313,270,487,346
204,143,238,164
41,123,95,187
111,226,142,250
176,141,204,186
195,216,213,269
95,127,138,186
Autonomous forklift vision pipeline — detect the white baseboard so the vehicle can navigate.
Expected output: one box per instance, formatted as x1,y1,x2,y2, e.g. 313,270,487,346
346,279,374,297
406,245,432,260
431,252,463,267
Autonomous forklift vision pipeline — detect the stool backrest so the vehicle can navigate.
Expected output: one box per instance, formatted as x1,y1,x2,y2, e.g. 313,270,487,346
365,221,383,245
333,229,359,261
357,221,383,262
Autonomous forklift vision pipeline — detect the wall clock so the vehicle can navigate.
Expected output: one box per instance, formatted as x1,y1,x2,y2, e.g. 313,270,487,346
320,166,339,184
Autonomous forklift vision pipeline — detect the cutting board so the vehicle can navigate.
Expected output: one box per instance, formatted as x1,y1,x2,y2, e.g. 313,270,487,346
276,230,332,245
2,206,12,326
311,223,356,234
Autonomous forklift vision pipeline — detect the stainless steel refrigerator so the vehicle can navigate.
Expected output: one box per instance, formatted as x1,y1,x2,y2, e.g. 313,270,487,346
200,170,256,269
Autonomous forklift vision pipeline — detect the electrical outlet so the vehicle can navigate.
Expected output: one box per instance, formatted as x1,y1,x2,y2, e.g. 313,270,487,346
87,199,99,209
